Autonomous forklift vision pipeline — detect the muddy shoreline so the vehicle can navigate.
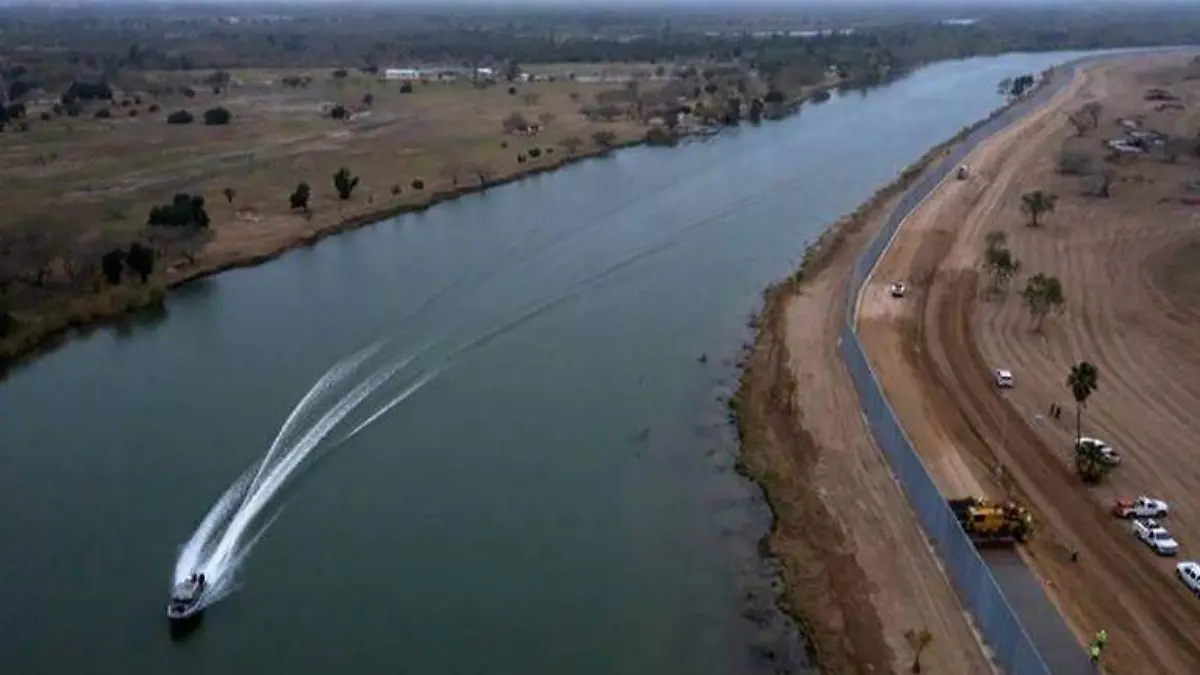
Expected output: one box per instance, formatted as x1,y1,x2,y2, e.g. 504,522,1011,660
731,69,1060,672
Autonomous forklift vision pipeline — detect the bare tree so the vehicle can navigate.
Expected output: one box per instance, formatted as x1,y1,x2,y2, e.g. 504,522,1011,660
1091,167,1117,198
1067,102,1102,137
466,165,491,186
1160,136,1192,164
502,111,531,133
138,225,212,266
1058,149,1093,176
592,130,617,148
560,135,584,154
439,164,462,187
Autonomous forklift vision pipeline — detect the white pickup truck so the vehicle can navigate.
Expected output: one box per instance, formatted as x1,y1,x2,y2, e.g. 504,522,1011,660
1113,496,1169,519
1178,562,1200,595
1133,519,1180,556
1078,437,1121,466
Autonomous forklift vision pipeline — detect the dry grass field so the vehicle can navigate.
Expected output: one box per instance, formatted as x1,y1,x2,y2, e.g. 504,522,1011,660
0,64,702,360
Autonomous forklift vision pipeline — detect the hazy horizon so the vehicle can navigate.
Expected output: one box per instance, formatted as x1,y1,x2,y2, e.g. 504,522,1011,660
1,0,1194,7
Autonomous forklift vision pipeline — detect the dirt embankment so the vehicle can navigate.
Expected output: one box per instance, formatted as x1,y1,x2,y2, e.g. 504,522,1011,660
860,52,1200,673
732,69,1074,673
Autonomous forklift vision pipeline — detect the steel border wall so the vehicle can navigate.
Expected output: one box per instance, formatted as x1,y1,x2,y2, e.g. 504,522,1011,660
836,58,1098,675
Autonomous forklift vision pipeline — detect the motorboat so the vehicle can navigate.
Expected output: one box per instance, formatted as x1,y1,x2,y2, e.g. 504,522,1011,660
167,573,207,622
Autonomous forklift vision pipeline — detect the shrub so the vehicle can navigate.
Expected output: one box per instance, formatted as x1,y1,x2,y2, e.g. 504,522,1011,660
333,167,360,200
289,182,311,210
508,86,518,95
330,104,348,120
39,111,51,121
502,111,530,133
129,109,139,118
94,108,112,119
644,126,677,146
166,110,194,125
410,179,424,190
391,184,402,196
203,107,232,125
332,68,348,78
1058,150,1093,176
592,130,617,148
63,81,113,101
399,83,413,94
147,193,210,227
528,147,542,158
148,103,160,113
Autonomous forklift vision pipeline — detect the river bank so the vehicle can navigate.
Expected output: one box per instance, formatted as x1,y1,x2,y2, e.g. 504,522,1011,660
0,73,836,375
0,134,648,373
731,65,1065,673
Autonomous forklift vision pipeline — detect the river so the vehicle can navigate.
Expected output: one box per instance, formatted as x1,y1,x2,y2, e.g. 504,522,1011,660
0,51,1096,675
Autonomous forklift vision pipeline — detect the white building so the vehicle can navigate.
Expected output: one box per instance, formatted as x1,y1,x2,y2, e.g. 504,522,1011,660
383,68,422,81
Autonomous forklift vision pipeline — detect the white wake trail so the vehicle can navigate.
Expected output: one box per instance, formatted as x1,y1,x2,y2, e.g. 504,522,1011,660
244,341,383,498
171,344,437,610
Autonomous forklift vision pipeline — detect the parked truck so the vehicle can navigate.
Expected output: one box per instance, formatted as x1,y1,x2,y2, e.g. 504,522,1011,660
949,496,1033,544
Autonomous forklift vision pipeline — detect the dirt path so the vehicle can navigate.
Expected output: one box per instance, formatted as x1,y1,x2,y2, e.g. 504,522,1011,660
860,53,1200,673
739,119,1010,675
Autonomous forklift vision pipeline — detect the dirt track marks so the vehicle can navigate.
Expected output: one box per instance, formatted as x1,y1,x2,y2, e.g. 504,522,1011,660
864,54,1200,673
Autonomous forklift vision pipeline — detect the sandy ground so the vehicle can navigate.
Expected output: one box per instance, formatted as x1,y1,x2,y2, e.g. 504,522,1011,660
737,108,1020,674
860,53,1200,673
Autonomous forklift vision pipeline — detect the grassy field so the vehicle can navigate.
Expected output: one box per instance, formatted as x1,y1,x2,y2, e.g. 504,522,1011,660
1,63,729,362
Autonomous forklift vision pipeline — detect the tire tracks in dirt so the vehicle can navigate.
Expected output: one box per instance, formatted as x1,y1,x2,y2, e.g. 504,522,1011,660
867,54,1200,673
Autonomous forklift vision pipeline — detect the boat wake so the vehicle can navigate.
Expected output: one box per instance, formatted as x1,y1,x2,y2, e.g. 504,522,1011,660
171,342,439,612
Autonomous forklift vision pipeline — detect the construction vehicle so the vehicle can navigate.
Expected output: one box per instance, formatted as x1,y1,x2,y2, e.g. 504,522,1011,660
948,496,1033,544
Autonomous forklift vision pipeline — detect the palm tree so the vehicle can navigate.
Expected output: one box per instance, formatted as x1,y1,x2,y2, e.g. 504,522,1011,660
1067,361,1100,443
1075,438,1111,484
1021,190,1058,227
904,628,934,673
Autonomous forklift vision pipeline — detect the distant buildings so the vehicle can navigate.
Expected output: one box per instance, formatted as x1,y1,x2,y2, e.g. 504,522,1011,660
383,68,423,82
382,67,495,82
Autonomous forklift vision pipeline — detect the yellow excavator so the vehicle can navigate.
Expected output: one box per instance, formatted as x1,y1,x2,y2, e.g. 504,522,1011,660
949,496,1033,544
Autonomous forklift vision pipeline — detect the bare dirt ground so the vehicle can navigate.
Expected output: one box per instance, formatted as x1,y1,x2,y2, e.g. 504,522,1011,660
860,53,1200,673
738,121,1012,674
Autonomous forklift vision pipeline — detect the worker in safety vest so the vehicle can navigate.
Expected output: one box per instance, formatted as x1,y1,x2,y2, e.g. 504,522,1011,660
1089,644,1101,663
1096,629,1108,649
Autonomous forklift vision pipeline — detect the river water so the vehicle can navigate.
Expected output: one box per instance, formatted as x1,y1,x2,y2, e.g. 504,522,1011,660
0,51,1094,675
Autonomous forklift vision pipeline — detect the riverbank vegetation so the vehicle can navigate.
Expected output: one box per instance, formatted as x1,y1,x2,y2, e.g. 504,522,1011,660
3,2,1200,367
